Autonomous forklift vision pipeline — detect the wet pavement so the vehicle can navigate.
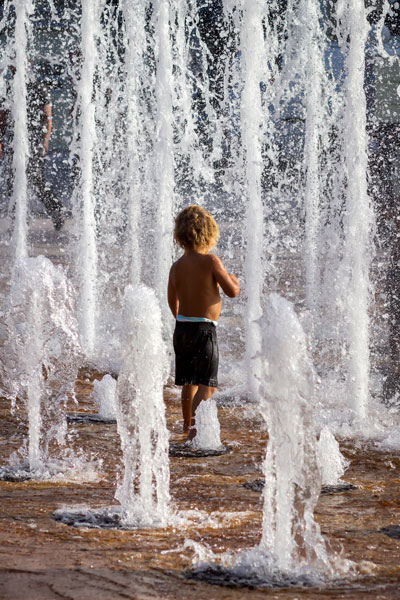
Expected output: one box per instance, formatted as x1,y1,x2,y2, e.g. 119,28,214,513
1,369,400,600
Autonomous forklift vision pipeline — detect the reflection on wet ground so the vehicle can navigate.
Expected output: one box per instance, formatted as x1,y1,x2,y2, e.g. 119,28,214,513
0,369,400,599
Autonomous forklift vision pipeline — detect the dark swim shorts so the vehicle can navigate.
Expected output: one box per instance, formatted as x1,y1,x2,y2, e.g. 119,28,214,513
173,321,219,387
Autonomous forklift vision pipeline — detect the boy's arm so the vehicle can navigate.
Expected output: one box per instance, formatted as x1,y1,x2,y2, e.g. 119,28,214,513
167,268,179,317
210,255,240,298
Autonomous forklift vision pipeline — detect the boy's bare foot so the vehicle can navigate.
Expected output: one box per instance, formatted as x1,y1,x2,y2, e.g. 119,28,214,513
182,421,190,435
186,425,197,442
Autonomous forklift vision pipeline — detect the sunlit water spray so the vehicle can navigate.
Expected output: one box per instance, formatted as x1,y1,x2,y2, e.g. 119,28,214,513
5,0,33,262
255,295,341,576
238,0,265,398
317,426,348,487
115,284,170,527
92,374,117,420
0,256,82,479
191,399,223,451
55,284,171,527
72,0,99,358
188,295,351,586
152,1,177,339
338,0,373,420
121,0,146,287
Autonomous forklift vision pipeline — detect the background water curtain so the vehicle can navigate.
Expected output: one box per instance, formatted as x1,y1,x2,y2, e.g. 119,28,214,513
0,3,399,422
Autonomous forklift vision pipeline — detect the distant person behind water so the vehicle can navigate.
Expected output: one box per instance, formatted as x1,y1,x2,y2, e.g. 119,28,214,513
167,205,240,440
0,62,64,230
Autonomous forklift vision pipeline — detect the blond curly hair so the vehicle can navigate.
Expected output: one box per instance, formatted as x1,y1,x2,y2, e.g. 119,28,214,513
174,205,219,250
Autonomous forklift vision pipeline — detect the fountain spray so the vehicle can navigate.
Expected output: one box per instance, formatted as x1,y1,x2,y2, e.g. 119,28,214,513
1,256,81,477
73,0,99,358
121,0,146,286
239,0,265,399
115,284,170,527
302,0,326,320
152,0,176,339
9,0,33,262
338,0,374,420
258,295,329,572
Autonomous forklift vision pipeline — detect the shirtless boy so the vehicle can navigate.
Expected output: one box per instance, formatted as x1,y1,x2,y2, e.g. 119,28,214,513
167,205,240,440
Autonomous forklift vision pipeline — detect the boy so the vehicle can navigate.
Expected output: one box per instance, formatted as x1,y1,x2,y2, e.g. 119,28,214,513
167,205,240,440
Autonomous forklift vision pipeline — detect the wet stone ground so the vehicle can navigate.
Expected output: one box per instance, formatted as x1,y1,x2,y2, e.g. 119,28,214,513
0,370,400,600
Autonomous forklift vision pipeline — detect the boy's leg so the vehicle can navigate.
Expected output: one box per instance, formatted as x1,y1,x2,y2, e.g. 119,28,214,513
181,384,197,434
186,384,215,441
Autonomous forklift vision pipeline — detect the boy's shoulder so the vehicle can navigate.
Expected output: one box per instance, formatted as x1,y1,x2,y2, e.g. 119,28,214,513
207,253,223,269
171,252,222,271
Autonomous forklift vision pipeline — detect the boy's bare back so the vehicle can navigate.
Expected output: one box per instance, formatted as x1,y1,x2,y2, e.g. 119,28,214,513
168,249,239,322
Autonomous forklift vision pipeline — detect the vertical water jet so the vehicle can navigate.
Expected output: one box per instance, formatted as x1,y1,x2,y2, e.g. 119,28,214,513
115,284,170,527
1,256,81,477
152,0,176,337
238,0,265,398
121,0,146,286
302,0,325,320
9,0,33,262
73,0,99,358
258,295,328,572
338,0,374,420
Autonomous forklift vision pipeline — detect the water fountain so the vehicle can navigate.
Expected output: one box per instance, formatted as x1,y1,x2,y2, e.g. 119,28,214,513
317,426,349,488
54,283,170,528
191,399,223,452
92,374,117,420
72,0,99,359
115,284,170,527
188,294,351,587
66,372,118,424
1,0,400,595
0,255,81,480
7,0,32,262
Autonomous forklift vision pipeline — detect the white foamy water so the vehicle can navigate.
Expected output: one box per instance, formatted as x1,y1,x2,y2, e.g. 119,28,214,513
92,374,117,420
256,294,339,575
191,399,222,451
1,256,81,475
115,284,170,527
338,0,373,420
152,0,178,341
317,426,348,487
238,0,265,399
188,294,352,584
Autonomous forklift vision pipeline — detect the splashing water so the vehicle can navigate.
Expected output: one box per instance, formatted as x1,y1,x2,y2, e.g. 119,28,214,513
1,0,399,579
6,0,33,262
187,294,351,585
72,0,99,358
191,399,223,451
317,426,349,487
251,294,340,577
1,256,81,476
91,374,117,420
115,284,170,527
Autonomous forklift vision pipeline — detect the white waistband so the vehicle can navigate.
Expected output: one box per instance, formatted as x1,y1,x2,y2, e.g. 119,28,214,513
176,314,218,326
